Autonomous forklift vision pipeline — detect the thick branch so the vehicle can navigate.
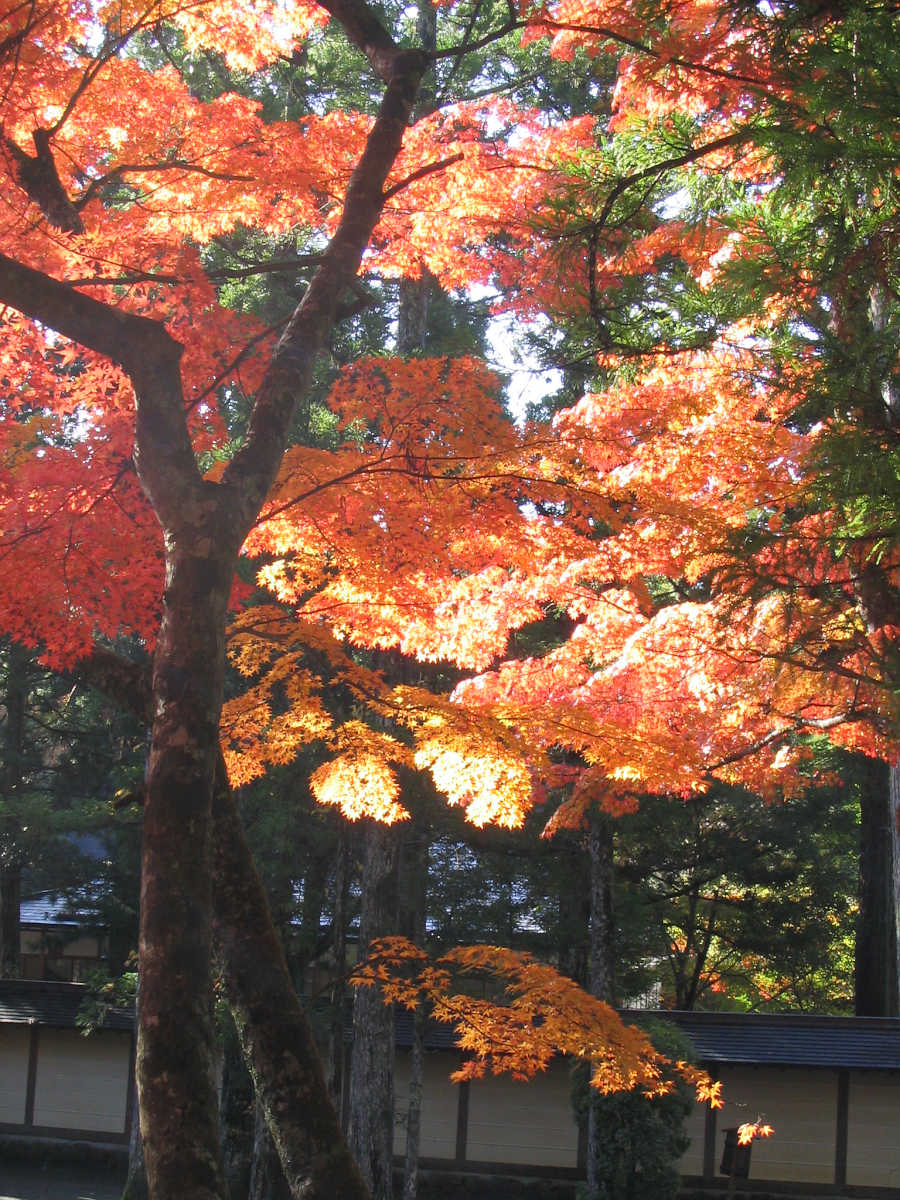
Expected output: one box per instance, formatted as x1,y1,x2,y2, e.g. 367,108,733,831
220,46,427,530
317,0,401,80
0,251,180,372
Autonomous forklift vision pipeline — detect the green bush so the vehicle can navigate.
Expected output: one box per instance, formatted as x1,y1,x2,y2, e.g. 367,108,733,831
573,1019,696,1200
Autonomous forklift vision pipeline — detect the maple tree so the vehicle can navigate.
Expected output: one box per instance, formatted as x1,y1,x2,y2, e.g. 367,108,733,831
1,0,898,1197
351,935,717,1097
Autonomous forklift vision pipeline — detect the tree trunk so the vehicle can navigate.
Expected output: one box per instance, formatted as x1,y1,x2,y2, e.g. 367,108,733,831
248,1099,292,1200
856,757,898,1014
139,557,231,1200
0,865,21,978
76,650,371,1200
349,820,400,1200
220,1013,255,1200
212,759,371,1200
328,821,352,1109
402,1001,427,1200
123,980,147,1200
557,834,591,986
399,825,428,1200
1,640,27,978
893,763,900,1012
586,812,615,1200
122,1084,149,1200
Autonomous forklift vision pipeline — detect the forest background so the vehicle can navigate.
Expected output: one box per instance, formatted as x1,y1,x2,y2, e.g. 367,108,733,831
0,0,898,1197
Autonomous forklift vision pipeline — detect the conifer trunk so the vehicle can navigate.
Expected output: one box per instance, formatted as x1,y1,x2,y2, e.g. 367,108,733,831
891,763,900,1012
349,820,400,1200
211,760,371,1200
328,823,352,1108
0,866,20,978
399,825,429,1200
586,812,615,1200
856,756,899,1016
1,641,27,978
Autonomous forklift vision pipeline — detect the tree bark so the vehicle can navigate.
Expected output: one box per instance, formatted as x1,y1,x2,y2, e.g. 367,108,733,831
586,812,615,1200
349,820,400,1200
892,763,900,1011
220,1012,255,1200
1,639,27,978
212,758,372,1200
327,822,353,1109
399,825,429,1200
856,756,899,1015
0,866,21,978
76,648,372,1200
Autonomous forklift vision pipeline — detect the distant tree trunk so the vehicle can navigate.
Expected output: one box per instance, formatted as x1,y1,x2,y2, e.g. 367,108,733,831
328,821,353,1108
122,979,147,1200
349,819,399,1200
0,865,21,977
586,812,615,1200
122,1083,149,1200
399,824,429,1200
220,1013,254,1200
856,756,900,1016
248,1099,292,1200
211,761,371,1200
557,834,591,986
297,852,329,984
1,641,27,978
892,764,900,1011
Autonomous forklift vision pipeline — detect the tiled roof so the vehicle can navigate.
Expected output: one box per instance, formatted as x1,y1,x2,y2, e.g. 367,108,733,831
628,1010,900,1072
0,979,133,1033
20,891,95,927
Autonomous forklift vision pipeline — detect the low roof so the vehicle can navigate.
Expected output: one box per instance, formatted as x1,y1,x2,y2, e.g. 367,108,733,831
3,981,898,1070
20,891,97,928
637,1010,900,1072
0,979,132,1033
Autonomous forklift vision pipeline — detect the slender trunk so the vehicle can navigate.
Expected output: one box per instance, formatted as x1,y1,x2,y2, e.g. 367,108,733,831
0,865,21,977
892,764,900,1010
864,286,900,1015
122,979,148,1200
856,756,899,1015
328,822,352,1108
586,812,615,1200
212,759,371,1200
349,820,399,1200
248,1099,292,1200
1,641,27,978
122,1082,149,1200
399,825,428,1200
557,834,591,986
220,1013,255,1200
403,1001,427,1200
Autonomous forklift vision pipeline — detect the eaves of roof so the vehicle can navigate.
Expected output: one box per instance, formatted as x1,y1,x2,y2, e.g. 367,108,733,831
626,1009,900,1072
0,979,133,1033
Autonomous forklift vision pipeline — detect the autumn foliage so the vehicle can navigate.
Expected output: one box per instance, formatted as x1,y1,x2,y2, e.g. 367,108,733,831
0,0,896,1189
351,936,722,1105
1,0,895,827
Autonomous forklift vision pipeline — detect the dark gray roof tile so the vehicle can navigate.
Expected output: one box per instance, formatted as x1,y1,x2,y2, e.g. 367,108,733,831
623,1010,900,1071
0,979,133,1033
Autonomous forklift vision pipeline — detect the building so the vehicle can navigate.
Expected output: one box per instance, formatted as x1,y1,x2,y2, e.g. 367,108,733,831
1,981,898,1197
